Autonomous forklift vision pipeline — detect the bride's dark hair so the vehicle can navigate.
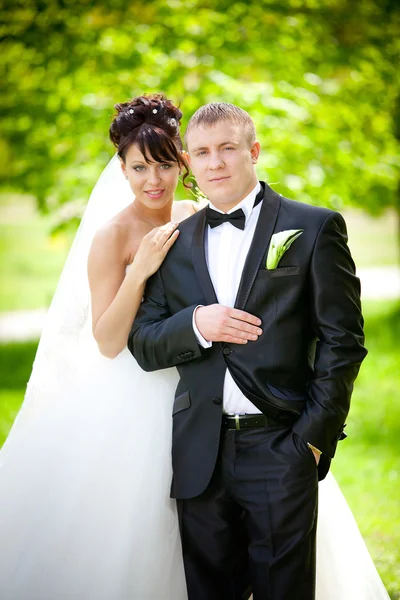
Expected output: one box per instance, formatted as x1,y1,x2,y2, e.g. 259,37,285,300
109,93,190,188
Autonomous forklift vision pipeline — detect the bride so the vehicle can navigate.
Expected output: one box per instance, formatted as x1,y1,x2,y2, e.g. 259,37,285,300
0,93,389,599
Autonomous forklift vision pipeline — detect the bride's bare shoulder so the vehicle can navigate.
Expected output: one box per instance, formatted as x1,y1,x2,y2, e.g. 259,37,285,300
191,198,209,212
172,199,208,221
89,205,135,266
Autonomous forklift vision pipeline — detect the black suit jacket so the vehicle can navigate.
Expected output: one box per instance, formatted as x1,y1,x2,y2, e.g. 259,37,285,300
128,183,367,499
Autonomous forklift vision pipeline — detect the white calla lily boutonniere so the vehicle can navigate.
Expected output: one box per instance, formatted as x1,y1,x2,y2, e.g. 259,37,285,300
266,229,304,270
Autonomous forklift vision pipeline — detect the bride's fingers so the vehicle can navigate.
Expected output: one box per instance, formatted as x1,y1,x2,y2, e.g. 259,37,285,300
161,223,179,243
162,229,179,252
153,223,178,246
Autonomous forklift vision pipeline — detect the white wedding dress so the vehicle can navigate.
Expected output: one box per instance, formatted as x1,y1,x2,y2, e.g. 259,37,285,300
0,157,389,599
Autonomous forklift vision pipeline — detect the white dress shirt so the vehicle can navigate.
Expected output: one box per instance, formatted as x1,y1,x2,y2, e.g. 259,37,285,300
194,182,262,415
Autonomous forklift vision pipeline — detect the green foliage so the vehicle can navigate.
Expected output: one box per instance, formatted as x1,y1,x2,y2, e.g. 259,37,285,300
1,0,399,218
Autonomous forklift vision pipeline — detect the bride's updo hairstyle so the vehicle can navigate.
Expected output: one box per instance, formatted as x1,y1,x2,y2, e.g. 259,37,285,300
109,93,190,187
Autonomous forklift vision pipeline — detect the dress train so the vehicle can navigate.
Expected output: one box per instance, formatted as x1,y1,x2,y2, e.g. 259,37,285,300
0,348,186,599
316,472,389,599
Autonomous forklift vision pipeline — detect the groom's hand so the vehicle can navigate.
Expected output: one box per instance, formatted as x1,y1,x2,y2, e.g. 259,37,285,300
195,305,262,345
307,443,322,465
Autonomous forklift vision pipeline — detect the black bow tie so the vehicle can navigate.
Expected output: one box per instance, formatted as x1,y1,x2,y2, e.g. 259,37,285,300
205,185,264,231
205,207,246,230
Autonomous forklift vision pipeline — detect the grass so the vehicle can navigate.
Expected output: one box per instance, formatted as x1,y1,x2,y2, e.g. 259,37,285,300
0,340,38,442
0,194,72,311
333,299,400,598
0,301,399,597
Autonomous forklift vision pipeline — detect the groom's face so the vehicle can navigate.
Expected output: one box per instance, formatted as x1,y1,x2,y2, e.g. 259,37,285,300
186,120,260,211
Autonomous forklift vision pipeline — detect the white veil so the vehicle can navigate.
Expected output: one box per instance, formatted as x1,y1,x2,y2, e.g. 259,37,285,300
1,155,132,452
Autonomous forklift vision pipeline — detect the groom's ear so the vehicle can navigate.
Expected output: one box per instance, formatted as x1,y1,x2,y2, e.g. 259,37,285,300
251,141,261,164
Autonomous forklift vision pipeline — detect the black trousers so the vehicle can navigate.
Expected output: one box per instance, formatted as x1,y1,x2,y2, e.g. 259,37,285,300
177,424,318,600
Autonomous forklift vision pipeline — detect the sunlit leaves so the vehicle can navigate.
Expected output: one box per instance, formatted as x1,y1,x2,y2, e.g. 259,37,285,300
0,0,399,218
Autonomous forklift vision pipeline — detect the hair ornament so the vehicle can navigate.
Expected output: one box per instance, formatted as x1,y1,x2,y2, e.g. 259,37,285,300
129,108,134,114
169,118,177,127
152,109,158,114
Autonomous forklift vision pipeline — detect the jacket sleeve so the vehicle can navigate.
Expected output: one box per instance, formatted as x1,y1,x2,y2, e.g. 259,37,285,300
127,268,203,372
292,211,368,457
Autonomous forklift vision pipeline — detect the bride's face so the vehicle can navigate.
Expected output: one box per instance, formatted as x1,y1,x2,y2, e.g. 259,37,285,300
121,143,180,209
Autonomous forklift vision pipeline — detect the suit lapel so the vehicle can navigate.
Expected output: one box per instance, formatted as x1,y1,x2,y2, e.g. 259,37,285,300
234,184,281,310
192,208,219,305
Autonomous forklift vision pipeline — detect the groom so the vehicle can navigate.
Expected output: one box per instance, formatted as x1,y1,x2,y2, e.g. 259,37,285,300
128,103,367,599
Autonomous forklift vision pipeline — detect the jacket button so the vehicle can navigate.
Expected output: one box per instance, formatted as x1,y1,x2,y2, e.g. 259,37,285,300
213,397,222,405
222,347,231,356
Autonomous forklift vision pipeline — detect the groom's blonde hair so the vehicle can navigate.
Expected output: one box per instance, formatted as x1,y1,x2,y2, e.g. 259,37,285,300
185,102,256,148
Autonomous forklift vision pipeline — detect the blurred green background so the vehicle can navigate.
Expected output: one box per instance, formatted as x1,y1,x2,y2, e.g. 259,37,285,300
1,1,399,597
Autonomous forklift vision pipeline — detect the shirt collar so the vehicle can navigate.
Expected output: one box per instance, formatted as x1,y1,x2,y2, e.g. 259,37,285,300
208,182,261,223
